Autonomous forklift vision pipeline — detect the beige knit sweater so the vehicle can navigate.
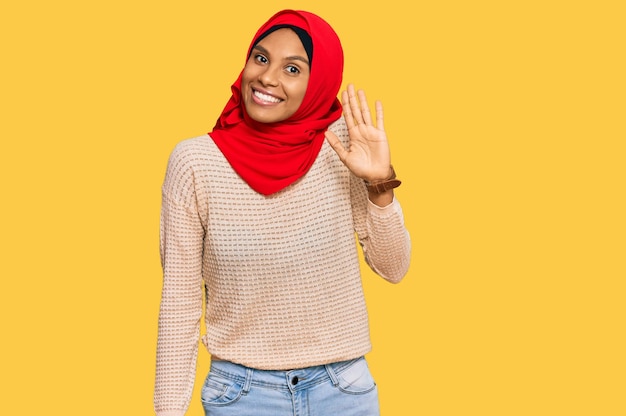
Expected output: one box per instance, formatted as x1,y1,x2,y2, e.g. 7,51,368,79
154,118,411,415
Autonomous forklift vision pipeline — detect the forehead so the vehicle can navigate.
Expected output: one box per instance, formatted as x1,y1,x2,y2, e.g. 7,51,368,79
254,28,306,53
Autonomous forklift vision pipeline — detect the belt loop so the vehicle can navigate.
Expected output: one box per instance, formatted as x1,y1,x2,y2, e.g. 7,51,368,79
324,363,339,387
243,368,253,394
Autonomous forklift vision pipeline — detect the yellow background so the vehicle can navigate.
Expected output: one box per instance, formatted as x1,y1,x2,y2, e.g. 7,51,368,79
1,0,624,415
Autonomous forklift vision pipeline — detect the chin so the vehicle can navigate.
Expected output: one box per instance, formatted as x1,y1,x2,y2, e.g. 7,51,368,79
245,106,287,124
247,111,275,124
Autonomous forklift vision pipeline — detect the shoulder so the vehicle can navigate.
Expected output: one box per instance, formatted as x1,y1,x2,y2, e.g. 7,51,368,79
162,135,212,203
164,135,218,178
167,135,212,166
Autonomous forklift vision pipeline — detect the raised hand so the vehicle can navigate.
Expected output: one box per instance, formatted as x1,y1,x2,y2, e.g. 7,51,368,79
325,84,393,182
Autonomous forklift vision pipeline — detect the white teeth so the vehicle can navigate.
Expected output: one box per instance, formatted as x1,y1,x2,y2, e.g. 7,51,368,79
254,90,282,103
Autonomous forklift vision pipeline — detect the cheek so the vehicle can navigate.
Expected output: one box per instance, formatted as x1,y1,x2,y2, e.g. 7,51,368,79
240,60,256,86
240,71,251,87
291,78,309,106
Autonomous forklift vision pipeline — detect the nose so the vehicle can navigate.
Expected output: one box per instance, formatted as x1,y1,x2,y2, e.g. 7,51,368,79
258,65,280,87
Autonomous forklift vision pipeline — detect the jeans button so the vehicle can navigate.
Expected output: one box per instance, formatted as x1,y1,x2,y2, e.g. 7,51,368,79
291,376,299,385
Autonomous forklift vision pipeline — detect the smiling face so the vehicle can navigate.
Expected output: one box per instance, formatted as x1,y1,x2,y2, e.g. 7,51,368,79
241,28,310,124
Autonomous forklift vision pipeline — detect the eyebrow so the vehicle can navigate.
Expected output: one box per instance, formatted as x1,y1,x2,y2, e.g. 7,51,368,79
252,44,310,66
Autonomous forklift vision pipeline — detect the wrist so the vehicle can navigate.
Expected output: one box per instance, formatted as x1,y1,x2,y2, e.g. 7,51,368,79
364,165,401,194
368,189,394,207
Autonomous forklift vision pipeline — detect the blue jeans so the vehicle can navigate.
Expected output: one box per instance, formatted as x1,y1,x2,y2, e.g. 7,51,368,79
201,356,380,415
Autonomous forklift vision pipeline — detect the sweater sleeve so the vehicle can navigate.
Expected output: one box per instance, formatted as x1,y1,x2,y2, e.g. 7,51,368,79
154,143,206,416
351,172,412,284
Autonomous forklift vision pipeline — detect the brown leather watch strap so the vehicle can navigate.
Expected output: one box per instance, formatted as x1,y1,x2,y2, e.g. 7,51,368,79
364,166,402,194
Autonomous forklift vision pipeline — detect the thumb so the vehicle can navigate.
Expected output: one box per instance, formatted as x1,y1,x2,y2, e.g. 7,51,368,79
325,130,348,162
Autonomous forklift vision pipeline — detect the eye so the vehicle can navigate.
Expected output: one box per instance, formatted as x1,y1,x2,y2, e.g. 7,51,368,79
285,65,300,74
254,54,268,64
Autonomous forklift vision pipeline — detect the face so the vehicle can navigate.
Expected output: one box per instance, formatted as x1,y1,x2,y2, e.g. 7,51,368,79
241,28,310,124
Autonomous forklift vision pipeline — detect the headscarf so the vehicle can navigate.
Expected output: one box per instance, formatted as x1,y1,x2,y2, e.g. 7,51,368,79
209,10,344,195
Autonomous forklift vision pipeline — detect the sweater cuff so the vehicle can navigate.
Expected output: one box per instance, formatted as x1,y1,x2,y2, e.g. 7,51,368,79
367,196,399,216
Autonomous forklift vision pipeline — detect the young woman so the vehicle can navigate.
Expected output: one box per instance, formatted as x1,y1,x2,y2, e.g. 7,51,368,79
154,9,411,416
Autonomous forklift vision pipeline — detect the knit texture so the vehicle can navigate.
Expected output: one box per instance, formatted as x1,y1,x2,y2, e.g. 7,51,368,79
154,117,411,415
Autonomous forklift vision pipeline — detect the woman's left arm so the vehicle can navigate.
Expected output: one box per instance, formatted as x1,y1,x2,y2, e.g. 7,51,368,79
352,174,412,283
327,84,411,282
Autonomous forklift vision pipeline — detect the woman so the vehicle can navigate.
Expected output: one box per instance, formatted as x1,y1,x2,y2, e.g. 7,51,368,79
154,9,411,416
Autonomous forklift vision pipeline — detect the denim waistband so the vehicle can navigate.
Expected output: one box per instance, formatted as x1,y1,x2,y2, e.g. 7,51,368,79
208,357,363,393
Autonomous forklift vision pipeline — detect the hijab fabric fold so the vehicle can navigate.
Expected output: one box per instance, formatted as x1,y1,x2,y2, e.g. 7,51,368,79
209,10,344,195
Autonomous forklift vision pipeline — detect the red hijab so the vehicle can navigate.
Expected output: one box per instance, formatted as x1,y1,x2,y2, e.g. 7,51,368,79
209,10,344,195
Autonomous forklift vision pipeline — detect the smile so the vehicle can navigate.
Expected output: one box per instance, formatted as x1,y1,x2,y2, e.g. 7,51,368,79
253,89,283,104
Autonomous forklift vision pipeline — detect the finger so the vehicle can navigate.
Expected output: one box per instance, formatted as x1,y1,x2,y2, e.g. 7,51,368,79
325,130,348,162
375,100,385,131
358,89,373,126
347,84,364,126
341,90,357,128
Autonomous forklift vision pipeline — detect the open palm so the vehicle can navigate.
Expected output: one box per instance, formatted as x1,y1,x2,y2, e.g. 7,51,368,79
325,84,392,182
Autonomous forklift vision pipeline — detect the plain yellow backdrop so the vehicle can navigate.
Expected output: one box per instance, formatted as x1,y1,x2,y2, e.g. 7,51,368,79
1,0,624,415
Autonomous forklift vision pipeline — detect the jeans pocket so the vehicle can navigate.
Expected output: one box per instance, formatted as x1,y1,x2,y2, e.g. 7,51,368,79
335,358,377,395
201,373,245,407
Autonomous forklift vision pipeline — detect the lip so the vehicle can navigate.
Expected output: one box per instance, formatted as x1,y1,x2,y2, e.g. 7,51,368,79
251,87,284,106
